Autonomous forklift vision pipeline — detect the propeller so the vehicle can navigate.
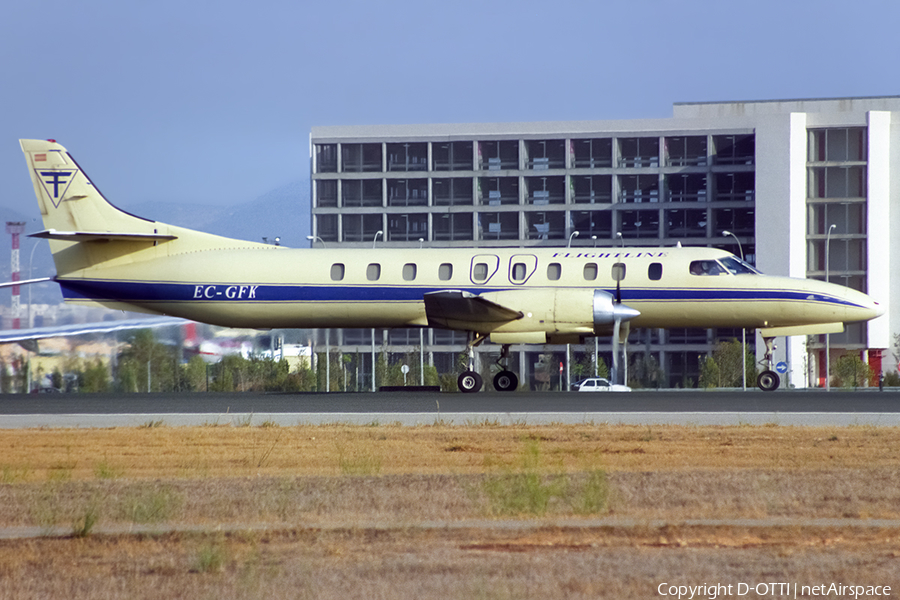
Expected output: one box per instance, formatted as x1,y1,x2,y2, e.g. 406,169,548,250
609,263,639,387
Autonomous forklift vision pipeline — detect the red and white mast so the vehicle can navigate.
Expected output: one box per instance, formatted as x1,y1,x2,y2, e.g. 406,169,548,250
6,221,26,329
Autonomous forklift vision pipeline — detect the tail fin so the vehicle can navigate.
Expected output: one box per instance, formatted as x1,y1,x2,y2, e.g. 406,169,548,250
20,139,156,235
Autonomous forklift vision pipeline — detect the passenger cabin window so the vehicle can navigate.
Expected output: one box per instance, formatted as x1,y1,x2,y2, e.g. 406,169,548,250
403,263,417,281
648,262,663,281
367,263,381,281
330,263,345,281
583,263,598,281
689,260,728,276
473,262,489,282
511,262,528,282
611,262,626,282
439,263,453,281
547,263,562,281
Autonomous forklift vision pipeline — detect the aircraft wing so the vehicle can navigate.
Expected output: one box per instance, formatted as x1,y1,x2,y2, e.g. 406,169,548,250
0,316,188,343
423,290,523,330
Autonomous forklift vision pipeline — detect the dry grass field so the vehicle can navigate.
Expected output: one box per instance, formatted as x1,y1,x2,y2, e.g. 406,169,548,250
1,422,899,598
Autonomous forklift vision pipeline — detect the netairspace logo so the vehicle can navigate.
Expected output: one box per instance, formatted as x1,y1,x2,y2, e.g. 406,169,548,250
657,582,892,599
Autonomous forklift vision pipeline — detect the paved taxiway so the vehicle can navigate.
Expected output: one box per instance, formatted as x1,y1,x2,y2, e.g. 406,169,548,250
1,389,899,428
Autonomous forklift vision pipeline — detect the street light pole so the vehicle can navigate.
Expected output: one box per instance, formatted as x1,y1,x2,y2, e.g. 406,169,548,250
306,235,327,248
372,230,383,249
567,230,579,248
825,224,836,391
723,230,746,390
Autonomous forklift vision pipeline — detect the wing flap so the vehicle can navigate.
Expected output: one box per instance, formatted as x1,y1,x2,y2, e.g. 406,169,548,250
424,290,523,330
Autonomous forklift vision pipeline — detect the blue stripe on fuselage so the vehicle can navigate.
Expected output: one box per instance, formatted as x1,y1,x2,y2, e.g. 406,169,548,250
56,279,865,309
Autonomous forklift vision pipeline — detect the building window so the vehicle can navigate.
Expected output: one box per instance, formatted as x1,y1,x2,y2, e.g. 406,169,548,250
525,176,565,205
387,214,428,242
713,134,754,165
315,144,337,173
315,180,338,207
714,172,755,202
341,143,382,172
572,175,612,204
387,142,428,171
619,210,660,239
808,128,866,162
713,208,754,237
808,166,867,199
525,139,565,169
665,173,707,202
572,138,612,168
666,209,708,238
343,179,383,207
388,179,428,206
434,213,473,241
342,214,382,242
526,211,564,240
478,140,518,170
619,175,659,203
433,142,473,171
316,214,338,242
571,210,612,239
618,137,659,167
665,136,707,166
480,212,519,240
433,178,473,206
478,177,519,205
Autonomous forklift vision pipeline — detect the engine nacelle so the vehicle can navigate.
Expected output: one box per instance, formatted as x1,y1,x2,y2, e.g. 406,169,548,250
483,288,640,344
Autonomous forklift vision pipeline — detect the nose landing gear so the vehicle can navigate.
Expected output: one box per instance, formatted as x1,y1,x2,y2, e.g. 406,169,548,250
757,335,780,392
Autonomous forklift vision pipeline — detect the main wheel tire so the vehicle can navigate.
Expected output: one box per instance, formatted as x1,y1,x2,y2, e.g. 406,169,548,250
757,370,780,392
458,371,483,393
493,370,518,392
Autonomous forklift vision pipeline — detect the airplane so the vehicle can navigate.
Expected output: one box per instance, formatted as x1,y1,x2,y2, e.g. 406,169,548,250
16,138,884,392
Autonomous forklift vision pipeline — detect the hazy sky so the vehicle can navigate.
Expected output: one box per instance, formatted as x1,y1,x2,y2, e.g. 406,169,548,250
1,0,897,220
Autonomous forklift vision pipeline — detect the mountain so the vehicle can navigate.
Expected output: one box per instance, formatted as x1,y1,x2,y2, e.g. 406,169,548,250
130,179,311,248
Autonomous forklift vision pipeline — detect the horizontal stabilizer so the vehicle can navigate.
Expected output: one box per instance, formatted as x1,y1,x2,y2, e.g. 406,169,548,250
424,290,523,330
29,229,177,243
0,316,188,343
0,277,53,289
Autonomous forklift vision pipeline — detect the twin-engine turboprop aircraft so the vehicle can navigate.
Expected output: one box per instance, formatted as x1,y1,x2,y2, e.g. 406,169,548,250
18,139,883,391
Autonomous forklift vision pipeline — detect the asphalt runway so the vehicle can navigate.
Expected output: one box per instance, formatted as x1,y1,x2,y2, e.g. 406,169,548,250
1,389,899,428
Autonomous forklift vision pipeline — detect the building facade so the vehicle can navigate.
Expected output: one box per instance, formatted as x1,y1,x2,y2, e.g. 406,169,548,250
310,97,898,389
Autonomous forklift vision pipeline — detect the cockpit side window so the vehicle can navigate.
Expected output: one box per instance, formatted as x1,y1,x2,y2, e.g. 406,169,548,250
689,260,728,276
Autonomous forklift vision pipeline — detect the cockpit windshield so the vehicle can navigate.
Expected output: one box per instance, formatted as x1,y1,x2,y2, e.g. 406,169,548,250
719,256,759,275
689,257,760,276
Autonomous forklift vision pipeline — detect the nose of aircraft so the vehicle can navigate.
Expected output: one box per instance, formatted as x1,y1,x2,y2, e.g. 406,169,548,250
822,281,884,323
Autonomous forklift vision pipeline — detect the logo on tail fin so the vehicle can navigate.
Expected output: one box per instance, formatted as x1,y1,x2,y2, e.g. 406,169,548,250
36,169,77,207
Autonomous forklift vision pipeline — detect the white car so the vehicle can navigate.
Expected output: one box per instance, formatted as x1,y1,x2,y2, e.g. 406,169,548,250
571,377,632,392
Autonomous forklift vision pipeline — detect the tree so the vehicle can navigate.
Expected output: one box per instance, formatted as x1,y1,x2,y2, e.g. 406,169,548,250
698,339,758,388
831,353,872,388
115,330,178,392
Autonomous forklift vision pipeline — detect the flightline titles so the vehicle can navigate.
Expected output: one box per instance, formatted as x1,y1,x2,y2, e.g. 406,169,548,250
657,582,892,599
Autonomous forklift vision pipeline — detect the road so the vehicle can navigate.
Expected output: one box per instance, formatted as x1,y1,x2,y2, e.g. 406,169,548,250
1,389,898,428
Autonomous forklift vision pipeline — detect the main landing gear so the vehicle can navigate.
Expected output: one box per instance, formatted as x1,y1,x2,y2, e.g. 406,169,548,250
756,335,780,392
457,335,518,393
